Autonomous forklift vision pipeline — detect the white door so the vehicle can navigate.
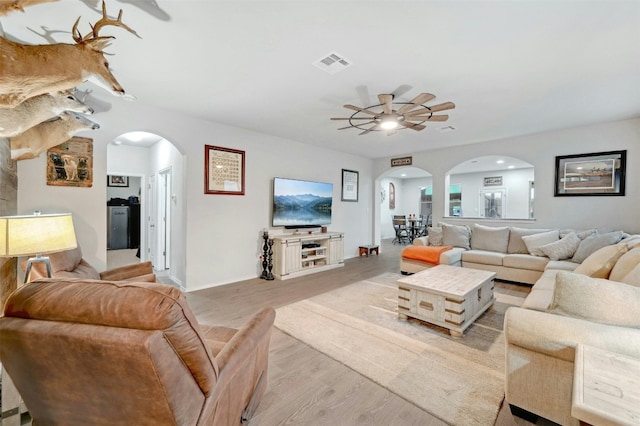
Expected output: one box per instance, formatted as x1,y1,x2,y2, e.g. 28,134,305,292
147,175,157,268
158,168,171,270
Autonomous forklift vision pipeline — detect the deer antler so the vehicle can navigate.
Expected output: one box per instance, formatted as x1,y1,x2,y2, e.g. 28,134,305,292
72,0,140,45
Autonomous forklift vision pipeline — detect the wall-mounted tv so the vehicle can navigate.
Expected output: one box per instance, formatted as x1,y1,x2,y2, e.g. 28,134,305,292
272,177,333,228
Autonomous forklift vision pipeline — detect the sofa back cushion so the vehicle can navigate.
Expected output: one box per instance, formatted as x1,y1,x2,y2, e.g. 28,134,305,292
470,224,510,253
548,271,640,328
609,247,640,282
522,230,559,256
572,231,624,263
3,278,218,395
507,228,551,254
572,243,628,279
440,223,471,249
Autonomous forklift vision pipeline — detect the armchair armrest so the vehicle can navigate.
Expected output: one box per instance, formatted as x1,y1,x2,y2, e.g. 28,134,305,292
505,307,640,362
99,261,155,282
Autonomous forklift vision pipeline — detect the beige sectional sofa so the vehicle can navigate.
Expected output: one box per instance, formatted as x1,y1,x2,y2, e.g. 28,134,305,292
400,223,628,284
400,223,640,424
504,237,640,425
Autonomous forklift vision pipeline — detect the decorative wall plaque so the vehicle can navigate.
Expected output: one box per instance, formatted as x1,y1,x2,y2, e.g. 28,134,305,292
46,137,93,187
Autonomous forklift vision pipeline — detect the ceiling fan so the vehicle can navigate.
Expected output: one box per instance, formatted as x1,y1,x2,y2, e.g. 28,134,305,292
331,92,455,135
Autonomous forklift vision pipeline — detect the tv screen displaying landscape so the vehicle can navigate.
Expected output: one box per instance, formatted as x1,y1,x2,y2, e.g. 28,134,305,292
272,177,333,227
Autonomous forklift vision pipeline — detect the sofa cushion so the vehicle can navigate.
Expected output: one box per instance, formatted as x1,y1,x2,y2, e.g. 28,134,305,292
621,264,640,287
522,230,559,256
572,230,624,263
503,254,549,272
470,224,510,253
521,269,559,311
538,232,581,261
507,228,551,254
427,227,443,246
440,223,471,249
548,272,640,328
545,260,579,272
462,250,504,266
609,247,640,282
572,243,628,279
440,247,465,264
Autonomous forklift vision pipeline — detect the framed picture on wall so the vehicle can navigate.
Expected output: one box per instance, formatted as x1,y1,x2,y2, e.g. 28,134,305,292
107,175,128,187
47,137,94,188
204,145,245,195
554,150,626,196
341,169,359,202
389,182,395,209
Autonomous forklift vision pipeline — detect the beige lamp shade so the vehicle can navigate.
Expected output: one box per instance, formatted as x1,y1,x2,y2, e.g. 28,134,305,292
0,213,77,257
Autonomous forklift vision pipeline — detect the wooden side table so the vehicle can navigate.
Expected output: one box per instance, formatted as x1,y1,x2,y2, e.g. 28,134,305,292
358,245,379,257
572,344,640,426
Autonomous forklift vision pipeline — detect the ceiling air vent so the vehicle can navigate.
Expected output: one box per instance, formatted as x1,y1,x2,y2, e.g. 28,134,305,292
312,52,352,75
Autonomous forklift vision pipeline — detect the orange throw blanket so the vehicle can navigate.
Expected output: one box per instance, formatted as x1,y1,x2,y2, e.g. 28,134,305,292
401,245,453,265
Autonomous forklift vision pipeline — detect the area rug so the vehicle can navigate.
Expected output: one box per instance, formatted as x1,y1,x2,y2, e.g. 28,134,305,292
274,272,526,426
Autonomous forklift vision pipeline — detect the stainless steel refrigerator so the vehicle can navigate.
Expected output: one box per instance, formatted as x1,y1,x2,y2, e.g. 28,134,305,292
107,206,129,250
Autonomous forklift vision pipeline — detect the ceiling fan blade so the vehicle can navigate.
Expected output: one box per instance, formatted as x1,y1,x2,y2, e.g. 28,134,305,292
359,124,379,135
343,104,377,116
422,101,456,113
338,121,375,130
406,114,450,122
399,121,426,131
378,94,393,114
397,93,435,114
331,117,377,120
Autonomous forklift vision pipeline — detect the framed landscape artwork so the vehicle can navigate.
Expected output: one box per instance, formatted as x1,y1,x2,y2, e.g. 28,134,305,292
554,150,626,197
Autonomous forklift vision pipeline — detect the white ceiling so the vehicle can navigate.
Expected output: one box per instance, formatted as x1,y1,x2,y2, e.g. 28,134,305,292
2,1,639,159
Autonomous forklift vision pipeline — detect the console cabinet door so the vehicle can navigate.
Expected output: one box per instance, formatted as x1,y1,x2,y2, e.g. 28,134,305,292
328,235,344,264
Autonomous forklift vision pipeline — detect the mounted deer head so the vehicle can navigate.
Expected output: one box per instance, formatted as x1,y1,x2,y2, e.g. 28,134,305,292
10,111,99,161
0,91,93,137
0,0,57,16
0,0,139,108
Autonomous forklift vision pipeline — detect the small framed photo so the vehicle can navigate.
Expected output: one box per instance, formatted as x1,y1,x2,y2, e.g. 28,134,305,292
341,169,359,202
205,145,245,195
554,150,626,196
107,175,129,187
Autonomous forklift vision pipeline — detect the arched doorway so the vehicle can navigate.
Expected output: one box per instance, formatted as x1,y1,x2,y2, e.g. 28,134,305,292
106,131,185,288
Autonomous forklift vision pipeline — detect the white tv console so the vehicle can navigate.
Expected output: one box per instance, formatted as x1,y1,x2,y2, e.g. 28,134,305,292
272,232,344,280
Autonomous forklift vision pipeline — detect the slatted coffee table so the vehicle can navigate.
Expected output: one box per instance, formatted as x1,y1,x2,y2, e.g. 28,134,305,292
397,264,496,337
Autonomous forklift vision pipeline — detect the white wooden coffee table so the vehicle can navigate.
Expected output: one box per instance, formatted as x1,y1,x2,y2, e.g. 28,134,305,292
572,344,640,426
397,264,496,337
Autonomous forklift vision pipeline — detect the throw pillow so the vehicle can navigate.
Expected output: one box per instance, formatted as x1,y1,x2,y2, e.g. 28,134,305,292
470,224,510,253
548,271,640,328
538,232,581,261
572,230,624,263
427,227,443,246
572,243,628,279
507,228,551,254
521,230,560,256
440,223,471,249
621,264,640,287
609,247,640,282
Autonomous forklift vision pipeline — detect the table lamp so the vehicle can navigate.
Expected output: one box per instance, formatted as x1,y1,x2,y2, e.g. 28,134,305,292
0,212,77,282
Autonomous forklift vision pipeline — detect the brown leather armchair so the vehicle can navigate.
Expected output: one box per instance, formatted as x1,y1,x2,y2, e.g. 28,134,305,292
0,278,276,425
22,245,157,282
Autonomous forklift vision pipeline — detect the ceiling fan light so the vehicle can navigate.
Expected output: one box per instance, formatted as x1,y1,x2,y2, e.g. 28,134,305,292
380,119,398,130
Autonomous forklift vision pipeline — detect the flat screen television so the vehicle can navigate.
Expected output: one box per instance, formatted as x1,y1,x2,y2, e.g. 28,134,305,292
272,177,333,228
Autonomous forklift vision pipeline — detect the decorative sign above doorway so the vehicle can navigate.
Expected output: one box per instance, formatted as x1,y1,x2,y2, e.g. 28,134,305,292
391,156,412,167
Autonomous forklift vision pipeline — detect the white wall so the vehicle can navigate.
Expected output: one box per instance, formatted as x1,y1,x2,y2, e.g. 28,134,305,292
374,118,640,234
17,99,373,291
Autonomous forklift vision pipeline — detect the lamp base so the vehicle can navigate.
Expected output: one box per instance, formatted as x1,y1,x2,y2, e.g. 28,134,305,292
24,254,51,283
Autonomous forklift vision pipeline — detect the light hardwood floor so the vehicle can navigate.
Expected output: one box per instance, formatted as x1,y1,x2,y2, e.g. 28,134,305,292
186,239,551,426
